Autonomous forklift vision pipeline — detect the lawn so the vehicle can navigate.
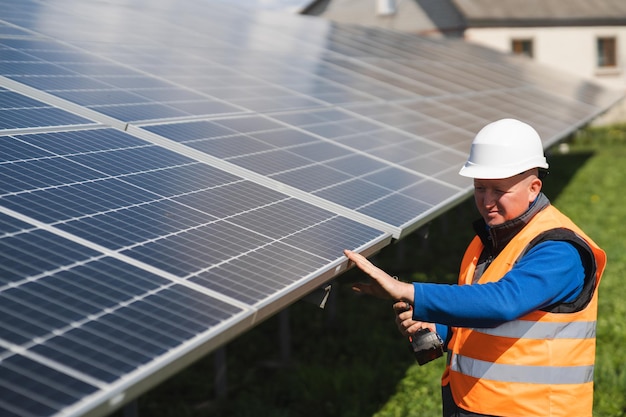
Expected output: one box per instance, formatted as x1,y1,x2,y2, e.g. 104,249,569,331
117,124,626,417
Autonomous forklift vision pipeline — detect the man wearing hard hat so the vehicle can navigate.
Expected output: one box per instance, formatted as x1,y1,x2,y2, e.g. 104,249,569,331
345,119,606,417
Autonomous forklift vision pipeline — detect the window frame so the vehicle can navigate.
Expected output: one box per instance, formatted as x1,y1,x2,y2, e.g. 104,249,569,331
511,38,534,58
597,36,617,68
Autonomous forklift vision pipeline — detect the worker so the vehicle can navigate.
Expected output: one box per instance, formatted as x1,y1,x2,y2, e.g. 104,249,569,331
344,118,606,417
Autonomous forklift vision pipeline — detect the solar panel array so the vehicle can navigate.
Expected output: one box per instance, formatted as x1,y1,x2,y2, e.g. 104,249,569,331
0,1,622,416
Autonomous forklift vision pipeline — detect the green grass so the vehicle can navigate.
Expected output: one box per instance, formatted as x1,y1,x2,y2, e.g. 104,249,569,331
114,125,626,417
562,126,626,417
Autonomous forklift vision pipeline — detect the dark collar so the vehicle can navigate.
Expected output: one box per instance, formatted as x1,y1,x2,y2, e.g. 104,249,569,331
472,193,551,255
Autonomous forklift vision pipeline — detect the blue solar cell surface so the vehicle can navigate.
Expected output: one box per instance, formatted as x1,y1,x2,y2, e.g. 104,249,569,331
0,128,388,417
0,88,94,130
0,354,98,417
0,128,386,293
142,115,463,227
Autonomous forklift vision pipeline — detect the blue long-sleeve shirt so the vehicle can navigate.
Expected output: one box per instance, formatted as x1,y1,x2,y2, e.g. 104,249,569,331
412,240,585,345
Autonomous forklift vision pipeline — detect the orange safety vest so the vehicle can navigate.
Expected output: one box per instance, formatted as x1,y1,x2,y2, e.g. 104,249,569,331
444,205,606,417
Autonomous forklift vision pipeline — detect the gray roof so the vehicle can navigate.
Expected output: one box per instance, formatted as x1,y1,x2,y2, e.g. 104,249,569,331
453,0,626,26
304,0,626,31
303,0,466,36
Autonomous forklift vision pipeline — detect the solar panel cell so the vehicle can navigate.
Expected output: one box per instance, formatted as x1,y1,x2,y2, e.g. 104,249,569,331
282,216,387,260
191,242,330,304
324,154,388,176
0,355,98,416
363,167,425,190
17,129,146,154
186,134,273,158
270,165,352,192
124,221,274,276
58,200,217,250
0,212,34,235
227,199,340,239
213,115,285,133
0,136,53,162
122,163,240,196
0,107,92,130
228,150,314,175
2,180,161,222
359,193,432,226
89,102,189,123
144,120,238,141
0,89,47,108
0,230,99,285
68,146,194,176
313,179,391,209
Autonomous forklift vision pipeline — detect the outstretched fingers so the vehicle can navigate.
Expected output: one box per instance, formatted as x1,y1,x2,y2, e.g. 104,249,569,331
344,249,412,301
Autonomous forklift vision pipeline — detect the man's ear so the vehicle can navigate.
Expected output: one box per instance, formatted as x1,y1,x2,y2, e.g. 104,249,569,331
529,177,542,202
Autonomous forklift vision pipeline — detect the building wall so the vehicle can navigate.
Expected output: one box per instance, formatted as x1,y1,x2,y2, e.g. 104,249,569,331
464,26,626,91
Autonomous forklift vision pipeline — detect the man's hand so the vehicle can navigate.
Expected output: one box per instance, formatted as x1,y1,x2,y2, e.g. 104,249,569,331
344,249,414,302
393,301,436,337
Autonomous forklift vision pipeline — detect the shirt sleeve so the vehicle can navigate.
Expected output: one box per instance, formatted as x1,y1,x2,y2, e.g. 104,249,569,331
435,323,450,350
411,240,586,328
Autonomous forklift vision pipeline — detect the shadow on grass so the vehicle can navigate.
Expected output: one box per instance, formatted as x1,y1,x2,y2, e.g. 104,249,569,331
542,147,595,202
122,280,416,417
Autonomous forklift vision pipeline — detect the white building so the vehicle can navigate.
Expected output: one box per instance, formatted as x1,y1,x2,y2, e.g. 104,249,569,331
454,0,626,91
304,0,626,122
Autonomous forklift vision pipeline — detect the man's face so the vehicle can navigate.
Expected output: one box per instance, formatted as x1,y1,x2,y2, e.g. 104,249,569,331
473,170,542,227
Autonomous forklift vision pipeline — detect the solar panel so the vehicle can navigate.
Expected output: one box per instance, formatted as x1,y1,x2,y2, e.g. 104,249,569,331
0,0,622,416
0,126,390,417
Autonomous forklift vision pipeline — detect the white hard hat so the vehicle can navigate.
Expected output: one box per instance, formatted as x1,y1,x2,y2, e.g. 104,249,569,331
459,118,549,179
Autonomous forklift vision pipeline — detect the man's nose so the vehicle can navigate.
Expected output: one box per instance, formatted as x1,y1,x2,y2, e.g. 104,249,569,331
482,190,497,207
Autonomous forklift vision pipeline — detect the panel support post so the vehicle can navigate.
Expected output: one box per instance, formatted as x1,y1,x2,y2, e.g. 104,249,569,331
279,308,291,364
122,400,138,417
214,346,228,398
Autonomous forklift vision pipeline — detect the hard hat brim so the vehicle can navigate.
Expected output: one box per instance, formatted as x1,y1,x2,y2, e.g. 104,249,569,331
459,159,549,179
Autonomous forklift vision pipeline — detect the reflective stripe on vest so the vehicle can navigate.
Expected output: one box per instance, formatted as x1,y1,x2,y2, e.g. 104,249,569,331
451,354,595,384
472,319,596,339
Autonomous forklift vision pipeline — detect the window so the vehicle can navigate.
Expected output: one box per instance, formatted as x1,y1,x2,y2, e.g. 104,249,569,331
376,0,396,16
597,37,617,68
512,39,533,58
